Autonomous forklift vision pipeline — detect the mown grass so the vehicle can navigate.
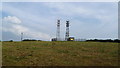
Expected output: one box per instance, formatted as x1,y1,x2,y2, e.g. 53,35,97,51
2,41,118,66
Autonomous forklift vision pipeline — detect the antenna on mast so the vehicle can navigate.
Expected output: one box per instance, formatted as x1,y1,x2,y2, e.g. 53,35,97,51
21,32,23,41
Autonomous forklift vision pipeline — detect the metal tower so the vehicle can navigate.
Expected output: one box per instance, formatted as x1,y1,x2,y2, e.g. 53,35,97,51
21,32,23,41
65,21,69,41
56,20,60,41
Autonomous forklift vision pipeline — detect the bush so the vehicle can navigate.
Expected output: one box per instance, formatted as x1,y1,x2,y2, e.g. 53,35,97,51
9,40,13,42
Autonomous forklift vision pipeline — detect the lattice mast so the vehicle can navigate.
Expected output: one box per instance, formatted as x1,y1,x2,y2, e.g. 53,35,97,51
21,32,23,41
65,21,69,41
56,20,60,41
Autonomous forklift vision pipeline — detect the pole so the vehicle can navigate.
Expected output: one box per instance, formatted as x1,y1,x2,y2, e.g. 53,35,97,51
21,32,23,41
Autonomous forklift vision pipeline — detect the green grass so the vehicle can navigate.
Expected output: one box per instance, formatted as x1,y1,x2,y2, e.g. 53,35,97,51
2,41,118,66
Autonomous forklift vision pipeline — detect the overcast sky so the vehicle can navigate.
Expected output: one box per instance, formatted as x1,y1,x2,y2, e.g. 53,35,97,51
1,2,118,41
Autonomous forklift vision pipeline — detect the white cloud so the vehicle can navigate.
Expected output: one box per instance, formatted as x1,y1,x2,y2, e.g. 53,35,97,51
2,4,53,26
43,2,118,24
2,16,51,41
3,16,21,24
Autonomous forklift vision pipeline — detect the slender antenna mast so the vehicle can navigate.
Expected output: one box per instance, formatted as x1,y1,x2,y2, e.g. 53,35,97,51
21,32,23,41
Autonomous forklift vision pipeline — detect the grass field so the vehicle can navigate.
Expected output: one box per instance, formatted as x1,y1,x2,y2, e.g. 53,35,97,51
2,41,118,66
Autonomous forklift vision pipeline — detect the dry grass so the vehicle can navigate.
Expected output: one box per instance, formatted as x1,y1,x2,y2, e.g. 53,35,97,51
2,41,118,66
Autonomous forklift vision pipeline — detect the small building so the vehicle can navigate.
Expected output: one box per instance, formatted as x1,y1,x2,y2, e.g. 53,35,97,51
51,38,57,41
67,37,75,41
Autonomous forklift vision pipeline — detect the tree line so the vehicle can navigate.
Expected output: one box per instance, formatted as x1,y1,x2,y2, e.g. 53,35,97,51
86,39,120,43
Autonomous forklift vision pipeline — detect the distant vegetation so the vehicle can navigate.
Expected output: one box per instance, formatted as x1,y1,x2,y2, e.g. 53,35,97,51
22,39,42,41
2,41,118,66
86,39,120,43
2,39,120,43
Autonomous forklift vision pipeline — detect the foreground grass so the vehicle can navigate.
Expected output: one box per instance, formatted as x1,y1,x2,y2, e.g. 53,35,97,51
2,41,118,66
